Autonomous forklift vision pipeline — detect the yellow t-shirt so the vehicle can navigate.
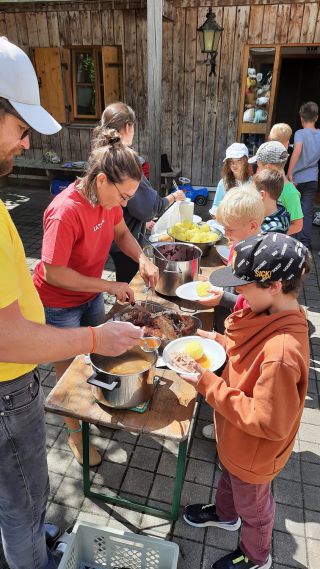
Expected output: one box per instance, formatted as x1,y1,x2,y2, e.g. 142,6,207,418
0,199,45,381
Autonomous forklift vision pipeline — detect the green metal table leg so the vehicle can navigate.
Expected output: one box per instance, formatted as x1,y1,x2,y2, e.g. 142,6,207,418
171,438,188,519
82,421,91,497
81,421,188,520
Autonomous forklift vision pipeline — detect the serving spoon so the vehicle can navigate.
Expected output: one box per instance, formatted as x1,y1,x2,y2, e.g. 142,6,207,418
139,336,162,352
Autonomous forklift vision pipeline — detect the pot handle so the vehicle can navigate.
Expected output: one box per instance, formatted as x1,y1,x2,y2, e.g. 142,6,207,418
87,373,120,391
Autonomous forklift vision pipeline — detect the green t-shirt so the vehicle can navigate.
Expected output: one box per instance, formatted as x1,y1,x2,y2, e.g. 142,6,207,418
279,182,303,221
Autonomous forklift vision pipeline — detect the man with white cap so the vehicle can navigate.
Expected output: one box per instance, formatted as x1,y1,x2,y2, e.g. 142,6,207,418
0,37,142,569
248,140,303,237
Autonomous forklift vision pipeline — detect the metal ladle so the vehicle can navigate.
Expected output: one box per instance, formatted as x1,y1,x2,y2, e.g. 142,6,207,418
139,232,181,274
139,336,162,352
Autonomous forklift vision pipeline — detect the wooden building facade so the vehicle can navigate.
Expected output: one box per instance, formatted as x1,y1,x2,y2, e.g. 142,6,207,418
1,0,320,186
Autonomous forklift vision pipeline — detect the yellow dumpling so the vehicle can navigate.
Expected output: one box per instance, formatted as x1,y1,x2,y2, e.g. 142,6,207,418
184,340,204,360
181,220,193,229
199,224,211,233
196,282,211,297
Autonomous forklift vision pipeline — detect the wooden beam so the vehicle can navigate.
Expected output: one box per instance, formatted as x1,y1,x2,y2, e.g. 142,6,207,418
173,0,313,7
147,0,162,190
163,0,175,21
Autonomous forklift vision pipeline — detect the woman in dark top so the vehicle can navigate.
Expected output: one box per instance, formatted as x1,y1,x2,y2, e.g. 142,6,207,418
93,102,184,283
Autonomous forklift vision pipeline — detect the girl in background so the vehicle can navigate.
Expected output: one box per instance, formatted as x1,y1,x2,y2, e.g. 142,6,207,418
209,142,250,217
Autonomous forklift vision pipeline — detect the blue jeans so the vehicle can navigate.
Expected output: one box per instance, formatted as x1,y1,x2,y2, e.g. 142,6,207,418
44,292,105,329
0,371,57,569
296,181,318,249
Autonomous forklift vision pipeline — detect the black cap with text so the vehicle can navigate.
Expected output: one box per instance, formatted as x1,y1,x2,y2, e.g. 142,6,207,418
209,233,308,288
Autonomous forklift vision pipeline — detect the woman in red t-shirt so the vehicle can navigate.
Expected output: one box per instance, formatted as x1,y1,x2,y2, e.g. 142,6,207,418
34,129,158,466
93,102,185,283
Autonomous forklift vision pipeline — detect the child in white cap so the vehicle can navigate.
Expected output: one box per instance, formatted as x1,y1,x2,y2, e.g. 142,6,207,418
210,143,250,217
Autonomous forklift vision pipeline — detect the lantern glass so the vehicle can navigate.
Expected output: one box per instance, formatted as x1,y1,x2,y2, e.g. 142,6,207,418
203,30,214,52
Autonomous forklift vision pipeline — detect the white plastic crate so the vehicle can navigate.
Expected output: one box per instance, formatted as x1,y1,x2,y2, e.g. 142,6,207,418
58,522,179,569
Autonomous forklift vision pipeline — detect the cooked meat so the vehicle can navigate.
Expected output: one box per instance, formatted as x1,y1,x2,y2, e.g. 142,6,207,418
170,351,197,373
119,305,196,340
179,314,198,335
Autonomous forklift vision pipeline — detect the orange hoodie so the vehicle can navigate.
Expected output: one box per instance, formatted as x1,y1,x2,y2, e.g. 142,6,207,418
197,307,309,484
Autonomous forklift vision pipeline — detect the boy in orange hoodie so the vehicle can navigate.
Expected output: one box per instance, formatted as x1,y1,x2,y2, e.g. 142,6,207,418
183,233,310,569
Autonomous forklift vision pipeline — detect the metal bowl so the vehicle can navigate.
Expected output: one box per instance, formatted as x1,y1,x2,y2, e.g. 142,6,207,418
111,300,202,352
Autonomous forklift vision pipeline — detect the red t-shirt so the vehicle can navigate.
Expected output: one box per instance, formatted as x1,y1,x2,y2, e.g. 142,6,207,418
33,182,123,307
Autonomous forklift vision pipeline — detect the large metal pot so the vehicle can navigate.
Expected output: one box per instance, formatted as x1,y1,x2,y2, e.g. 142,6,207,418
87,346,157,409
144,242,202,297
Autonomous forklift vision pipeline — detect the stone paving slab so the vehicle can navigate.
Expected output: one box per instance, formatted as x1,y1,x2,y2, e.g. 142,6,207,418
0,184,319,569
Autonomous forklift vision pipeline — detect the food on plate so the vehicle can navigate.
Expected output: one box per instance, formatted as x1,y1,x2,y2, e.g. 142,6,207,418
196,282,212,297
169,222,220,244
170,351,198,373
159,233,174,242
120,305,196,341
171,345,211,373
184,340,204,360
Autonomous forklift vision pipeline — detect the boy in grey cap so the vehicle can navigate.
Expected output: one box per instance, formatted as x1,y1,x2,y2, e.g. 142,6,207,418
0,37,142,569
249,141,303,238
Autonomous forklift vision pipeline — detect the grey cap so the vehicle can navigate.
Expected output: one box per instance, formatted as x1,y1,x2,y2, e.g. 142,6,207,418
248,141,289,165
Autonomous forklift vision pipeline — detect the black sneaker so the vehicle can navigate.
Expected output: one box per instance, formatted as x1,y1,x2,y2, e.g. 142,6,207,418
212,547,272,569
183,503,241,530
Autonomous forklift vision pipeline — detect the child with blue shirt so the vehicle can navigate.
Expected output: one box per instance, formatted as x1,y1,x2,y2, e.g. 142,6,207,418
209,143,250,217
288,101,320,249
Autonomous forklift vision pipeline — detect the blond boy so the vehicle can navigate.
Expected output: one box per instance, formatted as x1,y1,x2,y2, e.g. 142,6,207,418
269,122,292,149
200,183,265,312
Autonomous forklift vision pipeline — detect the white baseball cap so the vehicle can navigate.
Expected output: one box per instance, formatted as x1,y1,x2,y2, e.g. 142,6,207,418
223,142,249,162
0,37,61,135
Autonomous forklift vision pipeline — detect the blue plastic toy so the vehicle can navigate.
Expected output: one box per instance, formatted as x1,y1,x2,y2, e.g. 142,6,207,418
174,177,209,206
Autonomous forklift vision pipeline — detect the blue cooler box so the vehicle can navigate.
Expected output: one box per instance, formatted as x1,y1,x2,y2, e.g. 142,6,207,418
50,179,70,196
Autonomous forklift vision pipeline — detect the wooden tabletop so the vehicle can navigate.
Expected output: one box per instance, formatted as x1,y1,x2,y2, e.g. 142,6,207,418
45,355,197,442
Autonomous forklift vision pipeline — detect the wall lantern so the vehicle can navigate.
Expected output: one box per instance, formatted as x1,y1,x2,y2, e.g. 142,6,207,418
197,8,223,77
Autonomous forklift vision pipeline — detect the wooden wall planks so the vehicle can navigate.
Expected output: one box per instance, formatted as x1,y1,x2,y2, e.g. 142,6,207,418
1,1,320,185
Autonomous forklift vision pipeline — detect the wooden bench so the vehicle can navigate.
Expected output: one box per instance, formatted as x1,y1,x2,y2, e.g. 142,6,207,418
13,157,87,187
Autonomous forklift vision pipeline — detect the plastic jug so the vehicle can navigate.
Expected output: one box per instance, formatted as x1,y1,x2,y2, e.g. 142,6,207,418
179,198,194,222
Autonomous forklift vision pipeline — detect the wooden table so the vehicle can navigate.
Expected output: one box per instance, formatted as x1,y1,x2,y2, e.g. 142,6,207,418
45,250,223,520
45,355,197,520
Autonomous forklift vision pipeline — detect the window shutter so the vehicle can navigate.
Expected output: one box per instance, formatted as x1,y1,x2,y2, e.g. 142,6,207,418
101,46,124,105
33,47,67,124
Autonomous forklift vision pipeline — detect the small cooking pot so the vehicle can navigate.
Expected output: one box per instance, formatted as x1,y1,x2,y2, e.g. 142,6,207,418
88,346,157,409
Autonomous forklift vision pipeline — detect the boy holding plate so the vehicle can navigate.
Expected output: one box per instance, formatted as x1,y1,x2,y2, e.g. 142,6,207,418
182,233,310,569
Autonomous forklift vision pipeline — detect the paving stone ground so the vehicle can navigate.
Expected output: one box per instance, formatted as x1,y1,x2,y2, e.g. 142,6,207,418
0,183,319,569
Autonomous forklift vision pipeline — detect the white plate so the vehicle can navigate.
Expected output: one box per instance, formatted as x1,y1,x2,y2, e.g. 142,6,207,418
175,281,222,301
163,335,226,375
193,214,202,223
207,219,225,235
215,244,230,264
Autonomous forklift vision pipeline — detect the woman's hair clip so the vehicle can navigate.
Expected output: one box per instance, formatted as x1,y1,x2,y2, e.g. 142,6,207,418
108,136,121,146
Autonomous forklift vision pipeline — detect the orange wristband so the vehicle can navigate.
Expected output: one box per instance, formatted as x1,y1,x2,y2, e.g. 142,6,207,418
88,326,97,353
